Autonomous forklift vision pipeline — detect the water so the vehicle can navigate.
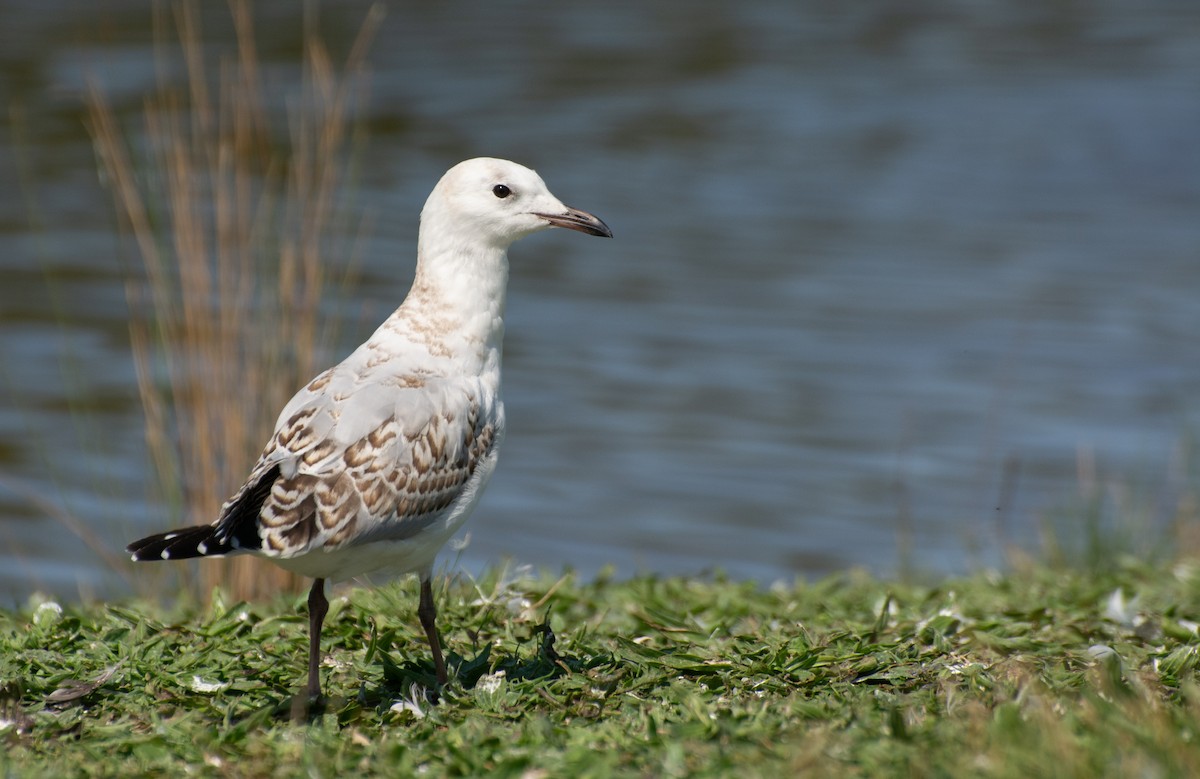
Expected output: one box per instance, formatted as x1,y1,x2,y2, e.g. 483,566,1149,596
2,0,1199,603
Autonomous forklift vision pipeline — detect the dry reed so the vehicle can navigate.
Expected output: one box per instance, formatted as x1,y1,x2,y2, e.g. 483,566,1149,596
88,1,382,601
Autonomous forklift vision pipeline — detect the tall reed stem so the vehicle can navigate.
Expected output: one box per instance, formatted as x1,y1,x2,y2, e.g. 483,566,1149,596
88,1,382,600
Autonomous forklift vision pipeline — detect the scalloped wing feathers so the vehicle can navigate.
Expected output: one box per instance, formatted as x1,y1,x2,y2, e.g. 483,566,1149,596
212,372,500,560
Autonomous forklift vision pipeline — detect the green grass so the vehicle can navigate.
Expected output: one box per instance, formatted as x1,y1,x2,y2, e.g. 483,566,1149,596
3,560,1200,777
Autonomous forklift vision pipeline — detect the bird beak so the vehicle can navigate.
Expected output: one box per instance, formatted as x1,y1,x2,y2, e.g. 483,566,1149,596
535,206,613,238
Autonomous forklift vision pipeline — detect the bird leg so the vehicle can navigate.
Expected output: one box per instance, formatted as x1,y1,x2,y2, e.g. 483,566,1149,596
418,577,448,685
306,578,329,700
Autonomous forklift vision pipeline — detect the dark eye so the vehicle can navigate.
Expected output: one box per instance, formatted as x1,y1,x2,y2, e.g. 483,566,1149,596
492,184,511,199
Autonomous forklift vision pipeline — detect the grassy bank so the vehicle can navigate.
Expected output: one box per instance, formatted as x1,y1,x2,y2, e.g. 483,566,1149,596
3,560,1200,777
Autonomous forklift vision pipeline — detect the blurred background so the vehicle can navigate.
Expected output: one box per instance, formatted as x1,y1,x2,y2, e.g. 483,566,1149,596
2,0,1199,604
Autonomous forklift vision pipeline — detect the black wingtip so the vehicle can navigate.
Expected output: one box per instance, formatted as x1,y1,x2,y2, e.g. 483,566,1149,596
127,464,278,563
127,525,231,562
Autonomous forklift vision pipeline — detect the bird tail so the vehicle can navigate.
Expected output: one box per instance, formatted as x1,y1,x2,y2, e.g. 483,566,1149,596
126,524,235,561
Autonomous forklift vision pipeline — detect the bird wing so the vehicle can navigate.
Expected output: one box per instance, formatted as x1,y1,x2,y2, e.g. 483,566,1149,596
213,366,501,559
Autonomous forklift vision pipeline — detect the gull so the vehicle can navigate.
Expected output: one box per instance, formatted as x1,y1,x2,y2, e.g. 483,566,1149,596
127,158,611,701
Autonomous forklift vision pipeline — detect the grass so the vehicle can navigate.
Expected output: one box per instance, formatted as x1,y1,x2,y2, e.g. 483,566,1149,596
3,559,1200,777
85,0,380,601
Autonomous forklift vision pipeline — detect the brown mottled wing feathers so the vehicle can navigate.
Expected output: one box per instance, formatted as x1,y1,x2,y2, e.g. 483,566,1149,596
218,382,495,558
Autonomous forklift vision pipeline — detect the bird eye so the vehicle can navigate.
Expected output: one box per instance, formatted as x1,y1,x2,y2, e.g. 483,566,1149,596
492,184,512,199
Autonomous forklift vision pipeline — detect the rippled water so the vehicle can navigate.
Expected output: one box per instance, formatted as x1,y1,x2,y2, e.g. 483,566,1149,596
3,1,1199,602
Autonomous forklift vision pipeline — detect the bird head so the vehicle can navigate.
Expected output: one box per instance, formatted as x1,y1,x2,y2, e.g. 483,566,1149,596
421,157,612,251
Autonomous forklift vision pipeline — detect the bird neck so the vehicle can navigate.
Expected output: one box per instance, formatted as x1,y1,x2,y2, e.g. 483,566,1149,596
380,236,510,376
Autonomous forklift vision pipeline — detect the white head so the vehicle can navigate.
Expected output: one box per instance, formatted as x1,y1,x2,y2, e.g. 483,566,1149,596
420,158,611,253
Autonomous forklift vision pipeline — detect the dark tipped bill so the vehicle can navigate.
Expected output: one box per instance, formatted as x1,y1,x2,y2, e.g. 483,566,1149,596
536,206,613,238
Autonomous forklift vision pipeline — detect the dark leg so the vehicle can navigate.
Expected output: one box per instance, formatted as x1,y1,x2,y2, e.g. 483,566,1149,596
307,578,328,700
418,577,448,684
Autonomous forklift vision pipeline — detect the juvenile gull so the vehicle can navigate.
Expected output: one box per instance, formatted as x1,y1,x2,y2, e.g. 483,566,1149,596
127,158,611,701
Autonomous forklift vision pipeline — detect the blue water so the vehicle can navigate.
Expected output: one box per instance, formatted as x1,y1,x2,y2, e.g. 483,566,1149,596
2,0,1199,602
